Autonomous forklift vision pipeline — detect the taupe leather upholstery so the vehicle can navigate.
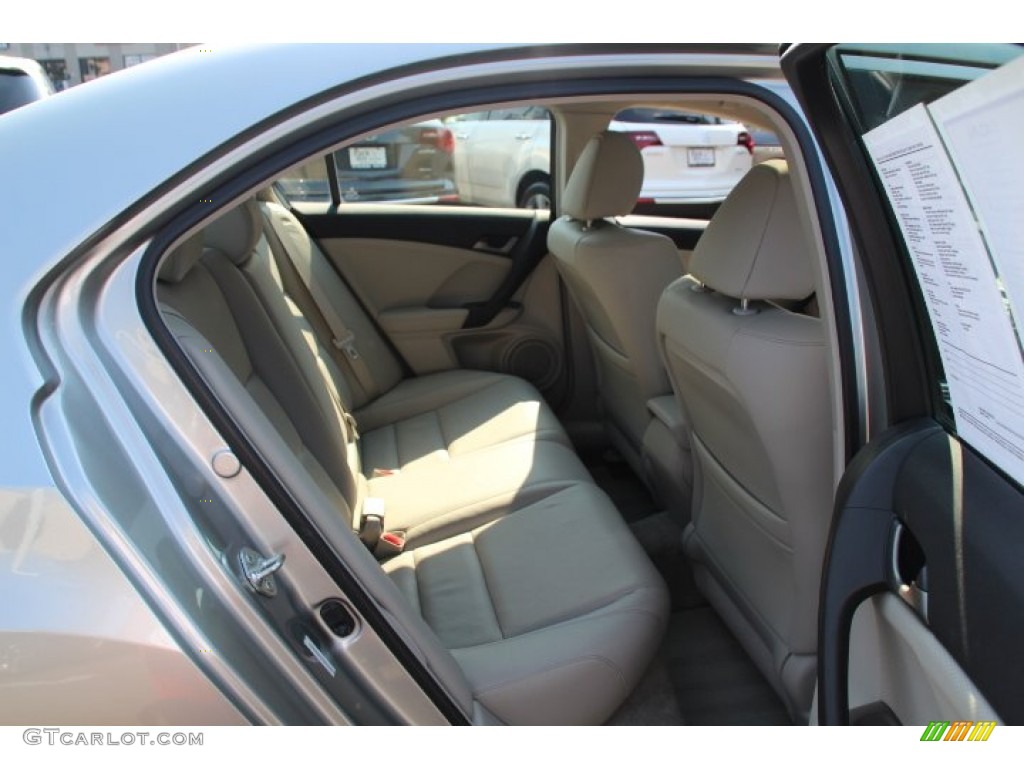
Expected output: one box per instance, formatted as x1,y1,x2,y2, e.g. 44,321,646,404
549,131,686,489
156,198,669,724
656,160,833,720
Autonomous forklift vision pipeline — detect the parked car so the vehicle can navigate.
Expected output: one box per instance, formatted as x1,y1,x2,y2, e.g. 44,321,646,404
749,127,785,163
0,43,1021,734
448,106,553,209
608,107,754,205
275,119,457,204
0,55,53,116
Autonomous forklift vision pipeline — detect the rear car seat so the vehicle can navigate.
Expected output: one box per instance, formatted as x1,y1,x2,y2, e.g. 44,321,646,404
155,200,669,724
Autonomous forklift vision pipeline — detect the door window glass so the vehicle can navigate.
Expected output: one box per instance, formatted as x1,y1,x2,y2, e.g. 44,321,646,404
831,44,1024,485
274,107,554,212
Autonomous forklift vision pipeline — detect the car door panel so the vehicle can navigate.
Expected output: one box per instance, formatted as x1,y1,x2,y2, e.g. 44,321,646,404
819,420,1023,724
844,593,999,725
322,238,510,313
782,43,1024,726
296,207,570,404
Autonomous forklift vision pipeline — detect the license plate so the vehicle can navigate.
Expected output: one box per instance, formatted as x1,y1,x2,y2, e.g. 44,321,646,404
349,146,387,169
687,147,715,167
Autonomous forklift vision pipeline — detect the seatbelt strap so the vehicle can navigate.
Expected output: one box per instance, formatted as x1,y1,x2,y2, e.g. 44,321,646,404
260,205,378,400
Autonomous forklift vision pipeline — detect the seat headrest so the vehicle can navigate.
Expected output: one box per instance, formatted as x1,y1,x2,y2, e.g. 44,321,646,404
204,199,262,266
157,231,205,284
562,130,643,221
690,160,813,301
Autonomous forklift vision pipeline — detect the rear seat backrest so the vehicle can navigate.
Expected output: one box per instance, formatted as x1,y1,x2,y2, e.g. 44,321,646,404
157,204,365,530
260,200,404,408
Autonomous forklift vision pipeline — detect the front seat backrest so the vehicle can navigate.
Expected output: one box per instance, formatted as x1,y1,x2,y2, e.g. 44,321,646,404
548,130,685,491
656,159,833,720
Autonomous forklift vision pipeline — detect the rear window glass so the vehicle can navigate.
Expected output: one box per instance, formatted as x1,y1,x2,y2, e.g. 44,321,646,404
613,108,723,124
0,71,42,115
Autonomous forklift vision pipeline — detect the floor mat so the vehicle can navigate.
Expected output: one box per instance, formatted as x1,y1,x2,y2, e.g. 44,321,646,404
591,462,793,726
665,607,792,725
607,646,686,725
584,454,658,523
629,512,704,612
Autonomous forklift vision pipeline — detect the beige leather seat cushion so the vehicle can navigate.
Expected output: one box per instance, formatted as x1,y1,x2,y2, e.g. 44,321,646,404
369,439,591,548
385,482,668,725
357,368,571,473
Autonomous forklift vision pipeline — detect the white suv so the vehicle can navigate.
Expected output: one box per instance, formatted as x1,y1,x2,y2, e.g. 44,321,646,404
609,108,754,205
449,106,553,209
448,105,754,211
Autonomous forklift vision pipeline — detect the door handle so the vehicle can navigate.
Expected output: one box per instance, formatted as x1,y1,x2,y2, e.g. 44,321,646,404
890,522,929,623
472,236,518,256
515,133,531,140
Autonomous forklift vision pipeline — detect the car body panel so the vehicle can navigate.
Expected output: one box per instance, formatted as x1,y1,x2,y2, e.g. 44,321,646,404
0,487,246,724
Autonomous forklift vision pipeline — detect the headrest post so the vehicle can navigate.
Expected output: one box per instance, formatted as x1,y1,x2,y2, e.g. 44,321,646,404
732,297,758,316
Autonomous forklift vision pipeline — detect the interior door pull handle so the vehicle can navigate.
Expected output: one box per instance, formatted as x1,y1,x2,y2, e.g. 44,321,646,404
473,237,518,256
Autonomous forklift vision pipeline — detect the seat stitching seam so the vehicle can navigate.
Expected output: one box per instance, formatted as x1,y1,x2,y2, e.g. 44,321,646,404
353,375,501,414
401,481,580,540
434,409,451,461
449,601,664,650
410,547,424,618
511,587,649,636
470,530,506,640
472,655,627,698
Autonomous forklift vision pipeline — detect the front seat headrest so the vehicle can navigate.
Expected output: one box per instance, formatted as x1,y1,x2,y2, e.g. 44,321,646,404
690,160,814,301
562,130,644,221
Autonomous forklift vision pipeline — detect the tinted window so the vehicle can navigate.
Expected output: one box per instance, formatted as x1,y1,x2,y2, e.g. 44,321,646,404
0,72,43,115
276,108,553,211
613,108,719,124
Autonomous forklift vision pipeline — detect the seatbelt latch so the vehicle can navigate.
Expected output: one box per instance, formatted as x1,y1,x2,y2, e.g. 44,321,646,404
375,531,406,558
332,330,361,360
359,497,385,551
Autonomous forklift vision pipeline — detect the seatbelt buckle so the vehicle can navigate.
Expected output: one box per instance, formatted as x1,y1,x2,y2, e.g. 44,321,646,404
358,497,385,551
374,531,406,559
332,330,361,360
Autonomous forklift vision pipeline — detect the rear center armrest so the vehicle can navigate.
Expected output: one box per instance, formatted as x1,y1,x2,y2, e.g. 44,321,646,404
647,395,689,449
